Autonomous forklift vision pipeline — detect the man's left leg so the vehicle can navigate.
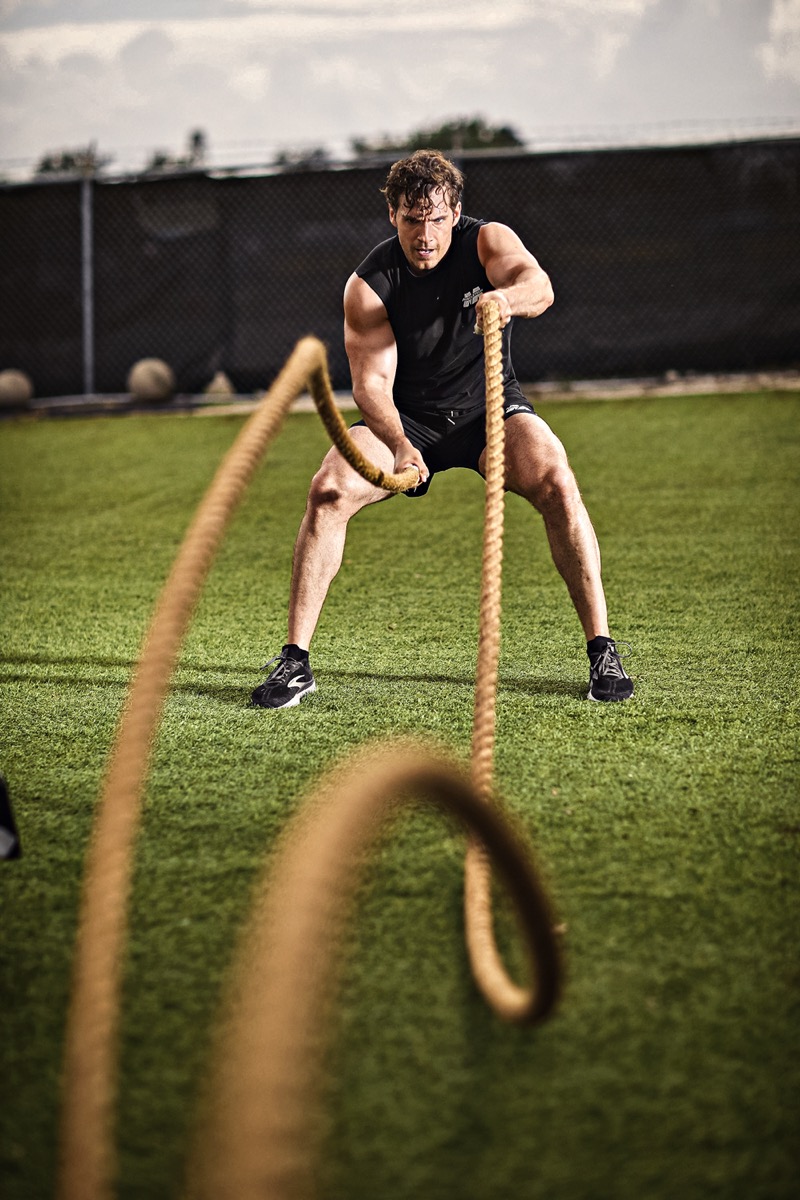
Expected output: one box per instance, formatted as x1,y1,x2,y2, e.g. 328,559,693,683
479,413,633,700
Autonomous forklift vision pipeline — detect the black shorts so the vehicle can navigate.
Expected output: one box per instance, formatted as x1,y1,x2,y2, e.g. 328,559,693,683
351,393,536,497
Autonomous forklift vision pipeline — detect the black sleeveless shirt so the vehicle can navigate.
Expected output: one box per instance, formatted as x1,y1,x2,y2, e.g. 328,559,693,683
355,215,522,415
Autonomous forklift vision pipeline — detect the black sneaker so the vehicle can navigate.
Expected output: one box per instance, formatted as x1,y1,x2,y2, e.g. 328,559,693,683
587,638,634,702
251,647,316,709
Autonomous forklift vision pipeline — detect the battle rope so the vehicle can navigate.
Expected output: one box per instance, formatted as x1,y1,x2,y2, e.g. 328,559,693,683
183,745,559,1200
464,300,540,1021
56,303,561,1200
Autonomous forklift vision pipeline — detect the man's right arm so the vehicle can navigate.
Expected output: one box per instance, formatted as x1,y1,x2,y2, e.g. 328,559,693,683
343,273,429,482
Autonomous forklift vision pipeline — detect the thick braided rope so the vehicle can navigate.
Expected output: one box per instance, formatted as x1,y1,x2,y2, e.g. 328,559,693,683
183,745,560,1200
307,361,419,491
463,301,542,1021
470,300,506,806
57,318,561,1200
56,339,418,1200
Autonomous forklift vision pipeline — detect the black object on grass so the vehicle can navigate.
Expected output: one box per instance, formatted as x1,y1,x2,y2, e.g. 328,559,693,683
0,775,21,859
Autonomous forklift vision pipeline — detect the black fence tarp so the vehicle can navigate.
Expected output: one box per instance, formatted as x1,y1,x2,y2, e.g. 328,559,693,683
1,181,84,395
1,138,798,398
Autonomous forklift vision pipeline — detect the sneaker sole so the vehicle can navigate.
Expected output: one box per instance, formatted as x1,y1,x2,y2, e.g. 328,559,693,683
252,681,316,710
587,689,634,703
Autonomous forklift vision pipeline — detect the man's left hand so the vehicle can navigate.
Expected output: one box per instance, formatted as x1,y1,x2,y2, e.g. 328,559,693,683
475,289,511,332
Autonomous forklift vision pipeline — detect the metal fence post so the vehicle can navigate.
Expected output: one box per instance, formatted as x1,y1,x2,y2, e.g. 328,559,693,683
81,175,95,395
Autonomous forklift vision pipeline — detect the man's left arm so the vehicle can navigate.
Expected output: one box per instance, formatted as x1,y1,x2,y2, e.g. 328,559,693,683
475,221,554,330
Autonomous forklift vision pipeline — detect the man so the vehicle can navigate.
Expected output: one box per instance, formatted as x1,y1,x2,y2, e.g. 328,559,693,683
252,148,633,708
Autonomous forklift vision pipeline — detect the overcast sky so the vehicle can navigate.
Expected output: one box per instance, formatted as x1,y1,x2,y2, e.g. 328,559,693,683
1,0,798,175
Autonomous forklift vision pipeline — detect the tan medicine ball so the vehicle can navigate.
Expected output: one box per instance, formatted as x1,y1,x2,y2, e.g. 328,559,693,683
127,358,176,403
203,370,234,396
0,368,34,408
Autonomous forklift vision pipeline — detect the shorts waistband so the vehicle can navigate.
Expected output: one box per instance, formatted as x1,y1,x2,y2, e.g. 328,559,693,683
399,405,479,421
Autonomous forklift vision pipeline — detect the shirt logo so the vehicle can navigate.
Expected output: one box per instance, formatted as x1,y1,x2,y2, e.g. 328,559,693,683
462,286,483,308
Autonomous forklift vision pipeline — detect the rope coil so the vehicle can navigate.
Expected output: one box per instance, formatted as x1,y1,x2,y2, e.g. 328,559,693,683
184,745,559,1200
57,302,561,1200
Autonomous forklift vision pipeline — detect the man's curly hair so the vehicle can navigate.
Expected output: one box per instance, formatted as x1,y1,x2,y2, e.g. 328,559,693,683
380,148,464,213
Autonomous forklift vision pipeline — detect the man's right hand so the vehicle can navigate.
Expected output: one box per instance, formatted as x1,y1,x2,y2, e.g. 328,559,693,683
393,437,429,484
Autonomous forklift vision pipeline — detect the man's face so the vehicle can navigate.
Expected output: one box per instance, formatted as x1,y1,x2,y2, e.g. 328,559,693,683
388,188,462,274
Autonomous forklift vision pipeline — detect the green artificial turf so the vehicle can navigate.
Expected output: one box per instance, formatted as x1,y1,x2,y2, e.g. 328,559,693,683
1,392,798,1200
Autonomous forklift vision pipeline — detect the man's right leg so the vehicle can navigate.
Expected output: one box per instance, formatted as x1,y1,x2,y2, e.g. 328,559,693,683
287,432,395,650
252,425,396,708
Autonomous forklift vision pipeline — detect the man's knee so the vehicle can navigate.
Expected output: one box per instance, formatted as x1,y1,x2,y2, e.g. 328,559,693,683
503,416,581,514
524,461,581,516
306,458,373,518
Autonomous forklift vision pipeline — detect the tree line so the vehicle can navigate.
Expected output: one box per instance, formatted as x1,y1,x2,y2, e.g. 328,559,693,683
34,117,524,178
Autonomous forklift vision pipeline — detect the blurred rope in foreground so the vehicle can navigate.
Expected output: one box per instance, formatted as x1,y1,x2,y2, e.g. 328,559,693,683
57,301,562,1200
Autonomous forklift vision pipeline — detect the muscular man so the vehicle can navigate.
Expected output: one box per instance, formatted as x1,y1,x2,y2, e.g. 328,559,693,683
252,149,633,708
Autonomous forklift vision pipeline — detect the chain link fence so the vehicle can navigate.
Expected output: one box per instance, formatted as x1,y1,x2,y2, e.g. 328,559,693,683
1,138,798,399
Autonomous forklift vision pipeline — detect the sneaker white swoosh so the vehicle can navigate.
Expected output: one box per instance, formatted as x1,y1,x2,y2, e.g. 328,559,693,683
287,676,311,689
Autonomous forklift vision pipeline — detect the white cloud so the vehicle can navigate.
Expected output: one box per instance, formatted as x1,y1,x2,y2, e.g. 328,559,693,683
593,28,630,79
0,0,797,176
0,3,525,65
230,0,654,14
2,19,150,64
758,0,800,83
0,0,56,18
230,62,270,103
0,0,660,67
